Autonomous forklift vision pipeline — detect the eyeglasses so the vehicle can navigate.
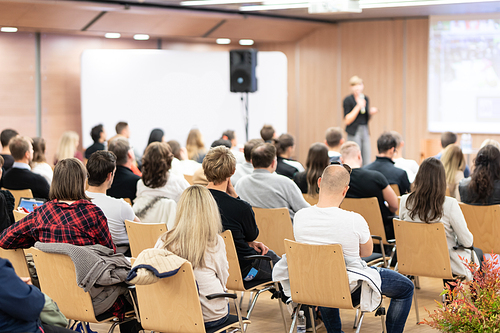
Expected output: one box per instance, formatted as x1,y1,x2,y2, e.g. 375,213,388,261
331,161,352,174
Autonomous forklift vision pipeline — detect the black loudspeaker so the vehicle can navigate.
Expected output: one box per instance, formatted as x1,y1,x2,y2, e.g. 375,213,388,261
230,49,257,93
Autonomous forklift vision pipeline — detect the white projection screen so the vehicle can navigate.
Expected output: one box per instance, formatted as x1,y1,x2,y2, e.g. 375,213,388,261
81,50,287,153
428,14,500,134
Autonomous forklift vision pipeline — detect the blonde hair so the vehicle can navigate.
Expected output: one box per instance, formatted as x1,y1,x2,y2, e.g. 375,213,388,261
480,139,500,151
186,129,206,161
159,185,222,268
349,76,363,86
441,144,465,185
55,131,79,161
340,141,360,159
203,146,236,185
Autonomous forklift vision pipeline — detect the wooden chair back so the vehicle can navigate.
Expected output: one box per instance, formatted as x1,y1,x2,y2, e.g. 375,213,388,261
252,207,295,256
123,198,132,206
340,197,388,244
2,188,33,208
0,248,30,277
24,247,98,322
184,174,194,185
125,220,167,258
135,261,206,333
284,239,353,309
13,210,29,222
459,203,500,254
221,230,246,291
302,193,318,206
390,184,400,196
393,219,454,279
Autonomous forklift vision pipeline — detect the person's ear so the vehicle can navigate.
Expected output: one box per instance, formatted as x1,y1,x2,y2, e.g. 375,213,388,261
318,177,322,189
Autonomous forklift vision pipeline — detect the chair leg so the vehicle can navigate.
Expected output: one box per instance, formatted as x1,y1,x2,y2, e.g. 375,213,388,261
239,291,245,310
414,276,421,289
381,313,387,333
354,312,365,333
107,321,119,333
81,322,89,333
412,278,420,324
247,291,254,313
273,282,288,333
233,298,246,333
308,306,316,333
289,303,302,333
353,308,361,328
246,287,271,319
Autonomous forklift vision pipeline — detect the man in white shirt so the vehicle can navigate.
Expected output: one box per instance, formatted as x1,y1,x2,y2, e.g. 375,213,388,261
86,150,140,256
390,131,419,183
293,165,413,333
231,138,263,186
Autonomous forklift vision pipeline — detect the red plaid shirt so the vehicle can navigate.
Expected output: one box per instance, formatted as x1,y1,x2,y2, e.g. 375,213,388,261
0,199,115,252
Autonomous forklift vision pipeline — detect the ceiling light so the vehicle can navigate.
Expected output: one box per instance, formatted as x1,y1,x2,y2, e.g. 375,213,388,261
216,38,231,44
105,33,121,38
1,27,18,33
240,3,309,11
181,0,261,5
239,39,254,46
134,34,150,40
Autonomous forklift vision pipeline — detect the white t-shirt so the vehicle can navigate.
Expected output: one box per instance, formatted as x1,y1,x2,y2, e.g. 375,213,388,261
293,206,371,259
31,162,53,185
86,191,136,245
136,172,190,203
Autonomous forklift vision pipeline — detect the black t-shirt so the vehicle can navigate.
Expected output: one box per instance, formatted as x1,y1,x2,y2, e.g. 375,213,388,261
343,94,370,136
209,189,259,274
0,154,14,172
276,156,300,179
293,171,308,194
364,157,411,195
107,165,141,201
459,177,500,205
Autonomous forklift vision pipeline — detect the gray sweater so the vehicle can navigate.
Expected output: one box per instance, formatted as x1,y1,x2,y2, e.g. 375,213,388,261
235,169,310,220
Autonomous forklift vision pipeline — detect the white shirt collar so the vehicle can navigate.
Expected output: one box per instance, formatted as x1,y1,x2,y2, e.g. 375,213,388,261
12,162,31,170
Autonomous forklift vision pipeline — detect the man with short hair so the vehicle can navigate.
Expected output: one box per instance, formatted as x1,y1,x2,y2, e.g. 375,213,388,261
293,165,413,333
107,138,141,201
1,136,50,199
391,131,419,183
86,150,140,256
84,124,106,159
364,132,411,195
204,145,279,281
0,129,18,171
192,139,232,186
260,124,276,143
325,127,344,163
222,129,245,164
235,143,309,220
231,138,263,186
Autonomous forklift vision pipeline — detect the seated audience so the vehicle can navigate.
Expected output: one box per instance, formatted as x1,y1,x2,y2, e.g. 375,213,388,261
341,141,398,239
275,133,305,179
168,140,201,177
0,128,18,171
54,131,83,164
0,156,15,232
260,124,277,143
235,143,309,220
480,138,500,150
1,136,50,199
293,165,413,333
0,157,114,251
436,131,470,178
154,185,229,329
399,157,480,281
459,145,500,205
84,124,106,159
391,131,419,183
86,151,140,256
324,127,344,163
221,129,245,164
147,128,165,147
204,145,279,281
192,139,231,186
107,138,141,201
231,139,263,186
364,132,411,195
108,121,130,144
441,144,465,200
186,128,207,163
293,143,330,196
31,137,53,185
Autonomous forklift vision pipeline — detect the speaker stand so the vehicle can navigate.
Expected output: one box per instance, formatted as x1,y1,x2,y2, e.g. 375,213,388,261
241,92,249,142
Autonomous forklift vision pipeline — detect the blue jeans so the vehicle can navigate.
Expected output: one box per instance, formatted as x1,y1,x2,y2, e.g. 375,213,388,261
249,249,281,282
204,304,230,330
319,268,414,333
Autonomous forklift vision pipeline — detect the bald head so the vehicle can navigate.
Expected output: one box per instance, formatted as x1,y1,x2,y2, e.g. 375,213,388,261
319,165,350,196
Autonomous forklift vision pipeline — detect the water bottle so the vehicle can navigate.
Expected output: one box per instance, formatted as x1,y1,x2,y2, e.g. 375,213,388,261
461,133,472,154
297,310,306,333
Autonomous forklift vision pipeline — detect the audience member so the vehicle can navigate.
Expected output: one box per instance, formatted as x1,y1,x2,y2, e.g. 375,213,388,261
231,138,263,186
391,131,419,183
147,128,165,147
459,145,500,205
192,139,231,186
260,124,277,143
204,146,279,281
154,185,229,329
0,155,15,232
1,136,50,199
108,121,130,143
31,137,53,184
107,138,141,201
186,128,206,163
222,129,245,164
480,138,500,150
168,140,201,177
441,144,465,200
84,124,106,159
235,143,309,220
293,165,413,333
340,141,398,239
324,127,344,163
293,143,330,196
399,157,480,281
275,133,305,179
86,151,140,256
0,128,18,171
0,157,114,251
54,131,83,164
436,131,470,178
364,132,411,195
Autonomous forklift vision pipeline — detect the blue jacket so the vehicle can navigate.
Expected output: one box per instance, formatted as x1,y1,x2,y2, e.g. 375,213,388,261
0,257,45,333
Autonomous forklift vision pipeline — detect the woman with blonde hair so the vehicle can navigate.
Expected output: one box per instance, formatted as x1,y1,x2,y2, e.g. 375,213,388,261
441,144,465,200
155,185,229,328
186,129,206,163
54,131,83,164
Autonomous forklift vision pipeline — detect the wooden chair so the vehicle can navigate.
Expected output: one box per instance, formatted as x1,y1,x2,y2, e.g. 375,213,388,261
0,248,30,277
284,239,386,333
134,260,249,333
252,207,295,257
1,188,33,209
221,230,287,332
24,247,134,331
390,184,400,197
184,174,194,185
125,220,167,258
123,198,132,206
459,203,500,253
302,193,318,206
13,210,29,222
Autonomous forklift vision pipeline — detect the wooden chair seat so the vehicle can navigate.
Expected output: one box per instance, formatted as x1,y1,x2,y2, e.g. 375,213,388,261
459,203,500,254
